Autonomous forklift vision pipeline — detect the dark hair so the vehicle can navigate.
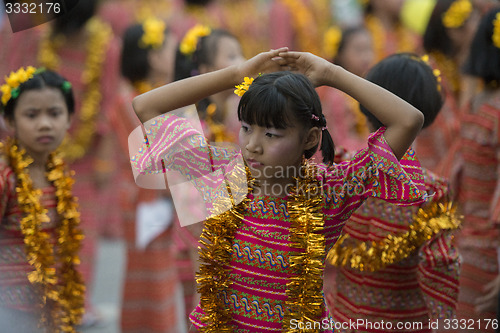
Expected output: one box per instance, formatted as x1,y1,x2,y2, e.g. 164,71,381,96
360,53,443,130
463,8,500,84
52,0,98,36
175,29,239,115
2,70,75,119
121,22,172,83
237,72,335,164
423,0,466,56
174,29,238,81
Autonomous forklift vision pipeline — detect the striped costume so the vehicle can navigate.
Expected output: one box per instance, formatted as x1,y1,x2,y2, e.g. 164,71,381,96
454,94,500,332
327,167,460,333
0,158,59,330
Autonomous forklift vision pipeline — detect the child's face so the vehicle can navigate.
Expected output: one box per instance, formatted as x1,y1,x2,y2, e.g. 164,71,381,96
149,32,178,84
9,87,70,158
210,36,245,71
239,118,319,186
337,30,374,77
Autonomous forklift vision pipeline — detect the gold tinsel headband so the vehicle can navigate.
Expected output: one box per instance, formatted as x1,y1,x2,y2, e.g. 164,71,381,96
442,0,473,28
179,24,211,56
139,17,166,49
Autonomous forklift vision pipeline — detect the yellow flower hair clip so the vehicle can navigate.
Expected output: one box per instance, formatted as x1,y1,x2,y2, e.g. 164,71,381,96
323,26,342,60
234,77,255,97
420,54,443,91
140,17,166,49
493,12,500,49
1,66,37,106
442,0,473,28
179,24,211,56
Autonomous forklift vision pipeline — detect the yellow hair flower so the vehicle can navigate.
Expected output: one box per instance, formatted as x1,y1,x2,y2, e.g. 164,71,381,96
140,17,166,49
415,54,442,91
493,12,500,49
0,85,11,106
1,66,37,106
234,77,254,97
323,26,342,60
179,24,211,56
442,0,473,28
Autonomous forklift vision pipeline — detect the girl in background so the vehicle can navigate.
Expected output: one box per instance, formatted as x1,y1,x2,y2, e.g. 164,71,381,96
175,25,246,142
113,18,183,333
452,8,500,332
36,0,121,325
174,25,246,327
327,53,460,333
0,68,83,333
319,25,374,152
362,0,421,62
419,0,480,172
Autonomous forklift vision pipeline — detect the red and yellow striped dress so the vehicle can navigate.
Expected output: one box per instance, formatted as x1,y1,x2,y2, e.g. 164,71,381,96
0,159,60,331
455,93,500,332
327,168,460,333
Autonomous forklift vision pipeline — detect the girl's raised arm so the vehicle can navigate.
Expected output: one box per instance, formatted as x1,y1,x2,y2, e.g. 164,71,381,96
133,48,289,123
281,51,424,160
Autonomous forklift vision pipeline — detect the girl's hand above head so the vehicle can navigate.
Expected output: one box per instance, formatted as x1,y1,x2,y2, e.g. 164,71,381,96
237,47,289,79
278,51,337,87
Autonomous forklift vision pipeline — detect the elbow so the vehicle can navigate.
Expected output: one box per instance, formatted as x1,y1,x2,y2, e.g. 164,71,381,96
132,95,148,123
405,107,425,133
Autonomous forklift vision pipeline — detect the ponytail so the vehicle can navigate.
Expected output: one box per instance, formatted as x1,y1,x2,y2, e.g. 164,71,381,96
306,113,335,165
319,129,335,165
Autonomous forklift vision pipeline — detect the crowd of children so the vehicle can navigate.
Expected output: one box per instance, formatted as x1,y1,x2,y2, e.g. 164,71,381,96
0,0,499,332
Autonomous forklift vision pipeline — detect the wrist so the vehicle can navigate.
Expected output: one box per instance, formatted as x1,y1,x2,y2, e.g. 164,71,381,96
322,64,341,88
231,64,244,87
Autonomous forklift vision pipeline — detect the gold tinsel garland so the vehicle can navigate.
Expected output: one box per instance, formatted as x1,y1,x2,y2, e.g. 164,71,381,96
283,162,325,333
37,18,112,163
3,139,84,332
196,161,326,332
196,164,253,332
365,14,415,62
327,201,461,272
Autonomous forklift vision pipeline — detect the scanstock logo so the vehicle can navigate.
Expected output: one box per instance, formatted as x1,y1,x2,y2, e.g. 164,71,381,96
3,0,80,32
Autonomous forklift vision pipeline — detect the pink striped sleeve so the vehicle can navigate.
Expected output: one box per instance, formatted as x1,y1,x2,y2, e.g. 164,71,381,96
322,127,427,212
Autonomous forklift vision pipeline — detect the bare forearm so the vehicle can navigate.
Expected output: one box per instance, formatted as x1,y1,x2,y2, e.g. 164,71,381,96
133,65,239,123
133,48,288,123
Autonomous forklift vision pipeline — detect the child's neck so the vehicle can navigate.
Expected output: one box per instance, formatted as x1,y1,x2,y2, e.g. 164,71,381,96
21,147,51,188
